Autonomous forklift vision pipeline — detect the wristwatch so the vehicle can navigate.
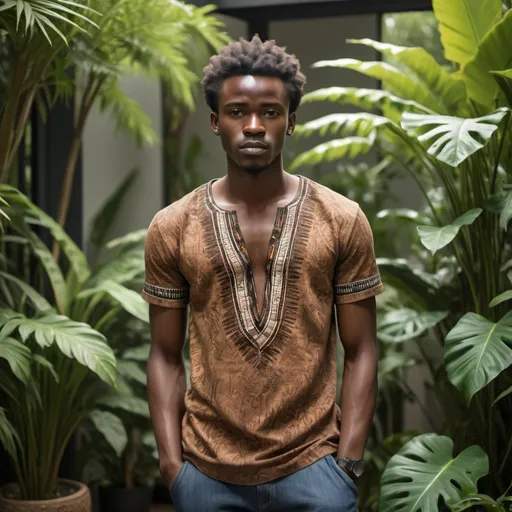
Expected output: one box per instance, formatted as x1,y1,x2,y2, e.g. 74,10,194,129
335,456,365,480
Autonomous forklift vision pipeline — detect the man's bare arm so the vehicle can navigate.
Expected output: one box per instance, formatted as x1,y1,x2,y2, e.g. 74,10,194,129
336,296,378,460
147,304,188,485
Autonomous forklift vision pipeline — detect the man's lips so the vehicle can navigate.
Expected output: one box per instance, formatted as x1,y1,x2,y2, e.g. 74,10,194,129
240,140,268,155
240,140,268,149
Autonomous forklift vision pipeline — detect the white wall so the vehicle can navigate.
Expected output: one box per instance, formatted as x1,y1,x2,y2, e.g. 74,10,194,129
82,74,163,252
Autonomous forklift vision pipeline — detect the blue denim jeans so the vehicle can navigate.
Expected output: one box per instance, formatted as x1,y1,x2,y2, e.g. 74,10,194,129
169,454,358,511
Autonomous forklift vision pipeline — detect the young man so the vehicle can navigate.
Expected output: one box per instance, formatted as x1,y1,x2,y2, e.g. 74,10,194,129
143,35,383,511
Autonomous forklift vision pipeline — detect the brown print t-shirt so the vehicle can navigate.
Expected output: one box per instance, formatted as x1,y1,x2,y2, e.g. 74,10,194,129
142,176,383,485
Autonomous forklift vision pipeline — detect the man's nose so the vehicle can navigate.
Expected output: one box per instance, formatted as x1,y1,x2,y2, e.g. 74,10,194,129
243,115,265,136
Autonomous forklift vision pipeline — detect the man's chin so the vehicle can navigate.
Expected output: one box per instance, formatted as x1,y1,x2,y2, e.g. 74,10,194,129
240,164,269,175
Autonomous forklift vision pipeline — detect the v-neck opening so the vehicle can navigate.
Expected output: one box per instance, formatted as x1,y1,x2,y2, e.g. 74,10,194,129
206,176,306,328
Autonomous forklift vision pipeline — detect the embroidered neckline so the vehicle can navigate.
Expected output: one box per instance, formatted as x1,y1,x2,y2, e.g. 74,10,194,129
206,176,305,325
202,176,314,368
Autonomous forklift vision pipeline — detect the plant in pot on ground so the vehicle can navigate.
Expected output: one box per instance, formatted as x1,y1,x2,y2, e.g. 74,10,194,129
0,184,156,510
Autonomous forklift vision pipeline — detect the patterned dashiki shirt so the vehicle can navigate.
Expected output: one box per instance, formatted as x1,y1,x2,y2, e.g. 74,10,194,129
142,175,383,485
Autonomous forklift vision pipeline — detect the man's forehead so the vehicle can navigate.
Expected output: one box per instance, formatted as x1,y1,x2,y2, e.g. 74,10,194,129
219,75,287,103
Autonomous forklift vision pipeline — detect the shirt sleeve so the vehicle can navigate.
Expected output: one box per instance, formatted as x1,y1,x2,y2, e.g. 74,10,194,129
141,210,189,309
334,206,383,305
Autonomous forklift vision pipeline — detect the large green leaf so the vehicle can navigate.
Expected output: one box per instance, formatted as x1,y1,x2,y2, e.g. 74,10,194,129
97,393,150,417
402,109,509,166
300,87,433,115
5,222,68,311
89,168,138,251
0,186,90,285
490,290,512,307
0,408,20,460
105,229,147,250
491,69,512,108
462,9,512,109
80,280,148,322
86,247,144,288
295,113,392,139
349,38,467,115
116,360,146,386
445,311,512,403
0,270,54,313
289,137,373,172
378,308,449,343
433,0,502,69
313,58,440,112
380,433,488,512
89,409,127,457
417,209,482,254
0,336,31,383
0,314,116,386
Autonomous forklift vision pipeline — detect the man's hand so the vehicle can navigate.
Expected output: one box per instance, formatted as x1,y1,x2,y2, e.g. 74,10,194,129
161,459,184,487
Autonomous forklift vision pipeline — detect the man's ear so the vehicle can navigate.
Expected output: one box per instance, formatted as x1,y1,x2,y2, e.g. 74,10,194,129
287,112,296,135
211,112,220,135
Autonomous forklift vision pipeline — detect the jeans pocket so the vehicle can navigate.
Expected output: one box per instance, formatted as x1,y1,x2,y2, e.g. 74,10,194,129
326,455,358,494
169,461,189,495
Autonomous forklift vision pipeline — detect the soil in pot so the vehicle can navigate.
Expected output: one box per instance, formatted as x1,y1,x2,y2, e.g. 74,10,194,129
99,484,153,512
0,479,91,512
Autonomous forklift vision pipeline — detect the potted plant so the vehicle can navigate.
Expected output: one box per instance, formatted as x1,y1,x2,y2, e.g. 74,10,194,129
0,184,157,510
292,0,512,509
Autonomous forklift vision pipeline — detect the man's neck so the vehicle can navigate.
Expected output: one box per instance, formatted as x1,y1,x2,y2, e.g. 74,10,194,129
218,160,296,210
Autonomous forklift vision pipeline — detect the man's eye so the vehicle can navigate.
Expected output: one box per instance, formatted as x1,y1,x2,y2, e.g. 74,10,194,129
230,109,243,116
265,110,279,117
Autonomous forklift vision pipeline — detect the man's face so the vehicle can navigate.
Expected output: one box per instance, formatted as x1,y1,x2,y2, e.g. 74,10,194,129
211,75,295,174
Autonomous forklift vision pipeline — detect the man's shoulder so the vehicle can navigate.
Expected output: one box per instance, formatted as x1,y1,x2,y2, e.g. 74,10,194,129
151,183,206,230
307,178,360,220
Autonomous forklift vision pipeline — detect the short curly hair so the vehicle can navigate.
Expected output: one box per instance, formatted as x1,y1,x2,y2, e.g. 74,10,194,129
202,35,306,115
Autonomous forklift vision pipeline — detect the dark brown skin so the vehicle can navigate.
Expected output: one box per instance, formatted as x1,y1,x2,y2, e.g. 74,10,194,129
147,74,378,486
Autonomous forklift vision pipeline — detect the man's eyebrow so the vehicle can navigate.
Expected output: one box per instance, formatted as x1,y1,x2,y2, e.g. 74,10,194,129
223,101,284,108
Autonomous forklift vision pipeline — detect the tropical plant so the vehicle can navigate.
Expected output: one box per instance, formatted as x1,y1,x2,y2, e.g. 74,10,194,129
54,0,229,237
0,0,99,183
291,0,512,509
0,184,150,500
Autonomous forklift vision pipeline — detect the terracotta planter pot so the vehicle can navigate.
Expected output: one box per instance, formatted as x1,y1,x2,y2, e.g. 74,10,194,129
0,479,91,512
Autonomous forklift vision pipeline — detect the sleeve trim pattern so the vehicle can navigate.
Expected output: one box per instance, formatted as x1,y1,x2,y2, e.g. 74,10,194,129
143,282,189,301
334,274,382,298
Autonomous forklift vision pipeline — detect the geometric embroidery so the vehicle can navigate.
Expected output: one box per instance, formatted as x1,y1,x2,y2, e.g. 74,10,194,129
334,274,381,297
143,282,189,301
202,176,314,368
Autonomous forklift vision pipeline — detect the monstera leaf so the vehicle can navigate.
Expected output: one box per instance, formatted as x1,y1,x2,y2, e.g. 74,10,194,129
289,137,373,172
379,433,488,512
432,0,502,69
378,308,448,343
402,109,509,167
445,311,512,403
417,209,482,254
0,313,116,386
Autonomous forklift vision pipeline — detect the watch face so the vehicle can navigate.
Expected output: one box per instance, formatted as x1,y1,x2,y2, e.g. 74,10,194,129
352,460,365,478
